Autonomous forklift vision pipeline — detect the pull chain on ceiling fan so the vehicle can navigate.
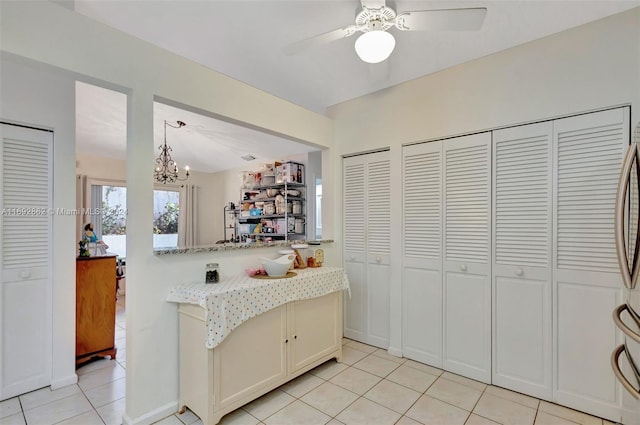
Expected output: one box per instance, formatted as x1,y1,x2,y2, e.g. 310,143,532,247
284,0,487,64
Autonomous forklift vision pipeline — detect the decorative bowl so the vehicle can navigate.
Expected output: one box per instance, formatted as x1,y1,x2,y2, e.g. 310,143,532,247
261,254,295,277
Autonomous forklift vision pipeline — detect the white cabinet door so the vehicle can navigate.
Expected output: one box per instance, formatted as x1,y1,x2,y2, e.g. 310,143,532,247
1,123,53,400
343,151,391,348
289,292,341,373
215,304,288,409
402,141,443,367
492,122,553,400
442,132,492,383
553,108,628,421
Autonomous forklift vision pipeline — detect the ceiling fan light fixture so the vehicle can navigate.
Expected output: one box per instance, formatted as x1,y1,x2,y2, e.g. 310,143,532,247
354,30,396,64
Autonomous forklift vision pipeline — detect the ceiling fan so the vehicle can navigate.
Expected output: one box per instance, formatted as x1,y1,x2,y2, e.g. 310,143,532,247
284,0,487,64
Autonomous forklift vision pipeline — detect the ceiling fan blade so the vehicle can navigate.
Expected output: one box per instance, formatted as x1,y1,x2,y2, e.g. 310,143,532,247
395,8,487,31
283,25,358,56
361,0,386,9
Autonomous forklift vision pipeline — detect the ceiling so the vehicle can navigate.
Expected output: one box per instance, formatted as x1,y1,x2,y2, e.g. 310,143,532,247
75,81,318,173
72,0,640,173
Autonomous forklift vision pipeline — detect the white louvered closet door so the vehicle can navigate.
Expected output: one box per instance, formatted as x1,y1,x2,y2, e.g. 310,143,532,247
492,122,553,400
1,123,53,400
402,141,443,366
442,132,492,383
365,153,391,348
343,151,391,348
553,108,629,421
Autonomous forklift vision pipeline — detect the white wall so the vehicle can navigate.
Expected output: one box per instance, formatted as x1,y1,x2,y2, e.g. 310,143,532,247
327,7,640,359
0,58,78,389
0,2,334,424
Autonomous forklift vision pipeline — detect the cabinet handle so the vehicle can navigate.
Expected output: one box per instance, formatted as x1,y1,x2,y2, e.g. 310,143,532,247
294,335,297,339
459,264,467,272
285,339,288,344
19,270,31,279
515,267,524,276
376,256,381,263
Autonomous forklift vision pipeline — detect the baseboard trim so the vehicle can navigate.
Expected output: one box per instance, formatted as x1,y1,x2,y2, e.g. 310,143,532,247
387,346,403,358
50,374,78,390
122,401,178,425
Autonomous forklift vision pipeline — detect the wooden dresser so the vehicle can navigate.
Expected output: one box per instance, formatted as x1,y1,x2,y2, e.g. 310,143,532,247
76,255,117,366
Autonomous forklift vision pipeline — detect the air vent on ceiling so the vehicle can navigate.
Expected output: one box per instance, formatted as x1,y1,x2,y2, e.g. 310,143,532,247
241,154,256,161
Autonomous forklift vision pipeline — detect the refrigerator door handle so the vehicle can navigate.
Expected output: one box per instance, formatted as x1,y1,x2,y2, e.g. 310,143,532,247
612,344,640,400
613,304,640,344
615,144,640,290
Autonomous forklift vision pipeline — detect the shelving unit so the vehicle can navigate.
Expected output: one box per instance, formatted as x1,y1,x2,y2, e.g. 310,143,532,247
238,162,306,242
223,204,239,242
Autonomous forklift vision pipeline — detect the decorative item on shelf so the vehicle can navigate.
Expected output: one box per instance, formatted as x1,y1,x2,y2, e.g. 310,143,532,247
314,248,324,267
78,240,90,257
154,120,190,184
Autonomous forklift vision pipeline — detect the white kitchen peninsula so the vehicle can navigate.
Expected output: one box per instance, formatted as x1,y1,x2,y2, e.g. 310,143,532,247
167,267,349,425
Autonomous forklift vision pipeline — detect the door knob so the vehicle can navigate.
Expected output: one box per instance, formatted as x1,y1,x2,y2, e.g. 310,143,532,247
19,270,31,279
459,264,467,272
376,256,381,263
515,267,524,276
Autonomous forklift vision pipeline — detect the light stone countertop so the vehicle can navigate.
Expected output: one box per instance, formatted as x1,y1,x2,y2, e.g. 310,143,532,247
153,239,334,256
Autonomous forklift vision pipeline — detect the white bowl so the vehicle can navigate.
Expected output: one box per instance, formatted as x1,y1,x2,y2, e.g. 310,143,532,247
261,254,294,277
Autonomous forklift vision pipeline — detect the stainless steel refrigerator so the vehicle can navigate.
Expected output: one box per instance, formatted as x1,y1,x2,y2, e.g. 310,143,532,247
613,123,640,425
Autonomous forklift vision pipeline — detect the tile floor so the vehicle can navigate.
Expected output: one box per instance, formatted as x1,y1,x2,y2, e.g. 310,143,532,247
0,296,619,425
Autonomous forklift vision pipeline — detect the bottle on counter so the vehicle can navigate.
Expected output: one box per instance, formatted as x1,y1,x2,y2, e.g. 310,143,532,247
205,263,220,283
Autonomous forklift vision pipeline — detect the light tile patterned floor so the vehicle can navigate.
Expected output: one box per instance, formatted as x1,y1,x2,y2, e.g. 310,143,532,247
0,297,619,425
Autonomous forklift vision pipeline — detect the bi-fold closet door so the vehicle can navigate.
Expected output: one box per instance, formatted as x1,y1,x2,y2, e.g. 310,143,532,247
492,122,553,400
494,109,628,419
401,107,629,421
343,151,391,349
402,132,492,383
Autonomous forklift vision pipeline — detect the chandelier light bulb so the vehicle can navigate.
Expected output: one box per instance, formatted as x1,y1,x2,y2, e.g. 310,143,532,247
354,30,396,64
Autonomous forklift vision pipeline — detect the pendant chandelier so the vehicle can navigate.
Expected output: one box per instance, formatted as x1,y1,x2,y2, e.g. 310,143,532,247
154,120,190,184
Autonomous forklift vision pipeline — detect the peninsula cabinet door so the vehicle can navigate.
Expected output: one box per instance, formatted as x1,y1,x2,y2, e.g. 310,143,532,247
1,123,53,400
215,304,287,409
442,132,492,384
288,292,341,373
492,122,553,400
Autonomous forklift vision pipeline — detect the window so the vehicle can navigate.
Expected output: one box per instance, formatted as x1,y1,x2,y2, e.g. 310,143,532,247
315,178,322,239
88,184,181,255
153,189,180,249
98,184,127,257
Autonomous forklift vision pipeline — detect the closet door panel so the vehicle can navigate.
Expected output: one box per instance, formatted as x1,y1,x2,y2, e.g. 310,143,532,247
367,259,390,347
444,270,491,382
366,153,391,348
343,156,367,341
402,142,443,365
343,151,391,348
443,133,492,383
492,122,552,399
553,107,628,421
1,124,53,399
403,266,442,366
